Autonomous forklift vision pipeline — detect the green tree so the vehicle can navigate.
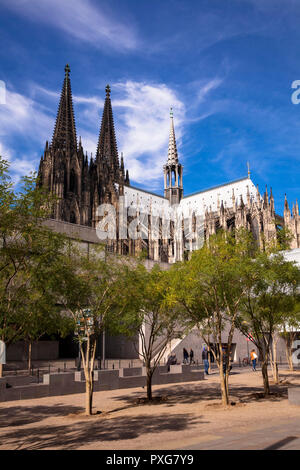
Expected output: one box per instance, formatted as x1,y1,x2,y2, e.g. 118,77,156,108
237,252,300,395
279,301,300,371
115,263,182,401
168,230,254,406
0,156,71,376
57,249,126,415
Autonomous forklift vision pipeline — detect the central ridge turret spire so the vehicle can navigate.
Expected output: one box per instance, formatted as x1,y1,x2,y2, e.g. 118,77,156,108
164,108,183,205
167,107,179,165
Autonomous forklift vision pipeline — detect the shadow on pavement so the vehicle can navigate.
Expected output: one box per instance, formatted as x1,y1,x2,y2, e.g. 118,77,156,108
0,412,207,450
0,404,83,428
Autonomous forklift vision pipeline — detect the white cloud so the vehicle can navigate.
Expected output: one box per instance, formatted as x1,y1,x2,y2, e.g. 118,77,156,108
2,0,138,52
0,141,39,185
0,88,53,141
0,77,225,189
111,81,185,188
196,78,224,104
0,87,52,184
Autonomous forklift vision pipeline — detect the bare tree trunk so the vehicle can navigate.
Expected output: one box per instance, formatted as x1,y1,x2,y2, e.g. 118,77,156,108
81,337,96,416
217,341,229,407
261,359,270,396
146,372,153,401
285,335,294,371
0,363,3,378
85,377,93,416
219,364,229,406
270,334,279,384
28,341,32,375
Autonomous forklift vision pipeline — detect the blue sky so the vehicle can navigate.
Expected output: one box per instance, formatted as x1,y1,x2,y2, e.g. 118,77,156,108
0,0,300,214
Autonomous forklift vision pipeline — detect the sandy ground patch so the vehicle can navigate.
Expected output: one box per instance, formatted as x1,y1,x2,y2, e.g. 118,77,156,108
0,368,300,450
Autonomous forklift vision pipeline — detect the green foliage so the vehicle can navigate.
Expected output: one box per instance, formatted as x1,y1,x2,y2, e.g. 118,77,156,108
0,155,73,346
237,252,300,348
168,229,254,337
114,262,183,389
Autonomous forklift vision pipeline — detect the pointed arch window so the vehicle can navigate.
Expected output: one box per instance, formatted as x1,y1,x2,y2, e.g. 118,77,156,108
70,211,76,224
70,168,77,194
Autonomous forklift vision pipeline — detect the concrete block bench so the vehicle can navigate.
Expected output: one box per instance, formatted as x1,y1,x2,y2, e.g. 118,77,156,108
288,387,300,406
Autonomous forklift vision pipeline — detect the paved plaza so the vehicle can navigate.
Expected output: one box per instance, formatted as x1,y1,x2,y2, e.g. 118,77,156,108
1,368,300,450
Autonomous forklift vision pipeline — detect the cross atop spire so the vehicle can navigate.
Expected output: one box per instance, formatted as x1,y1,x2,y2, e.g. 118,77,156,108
52,64,77,153
96,85,119,176
167,107,179,165
65,64,70,75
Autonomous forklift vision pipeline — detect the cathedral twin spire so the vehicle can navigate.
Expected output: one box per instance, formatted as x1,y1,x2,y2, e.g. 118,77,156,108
52,64,77,154
96,84,120,179
52,65,123,181
51,65,184,195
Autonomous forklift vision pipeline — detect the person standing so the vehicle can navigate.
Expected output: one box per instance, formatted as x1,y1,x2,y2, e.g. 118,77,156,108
189,348,194,365
202,347,209,375
250,349,258,371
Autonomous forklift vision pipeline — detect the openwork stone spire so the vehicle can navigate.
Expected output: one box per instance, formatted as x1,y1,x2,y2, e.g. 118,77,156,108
167,107,179,165
164,108,183,205
96,84,119,175
52,64,77,153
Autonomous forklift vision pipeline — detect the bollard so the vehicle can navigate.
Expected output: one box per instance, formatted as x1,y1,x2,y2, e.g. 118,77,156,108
129,362,130,368
58,367,60,373
113,363,115,370
119,359,121,369
64,362,66,372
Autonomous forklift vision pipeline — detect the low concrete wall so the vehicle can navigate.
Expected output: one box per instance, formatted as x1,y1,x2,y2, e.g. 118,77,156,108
0,365,204,402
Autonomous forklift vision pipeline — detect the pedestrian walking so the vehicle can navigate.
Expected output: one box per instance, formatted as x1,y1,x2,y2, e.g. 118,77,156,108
183,348,189,364
189,348,194,364
250,349,258,371
202,347,209,375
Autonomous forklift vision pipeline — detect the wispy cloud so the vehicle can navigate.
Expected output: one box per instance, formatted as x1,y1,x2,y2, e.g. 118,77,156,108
0,141,39,185
0,88,52,139
112,81,185,189
0,86,52,183
196,78,224,104
0,76,227,189
1,0,138,52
